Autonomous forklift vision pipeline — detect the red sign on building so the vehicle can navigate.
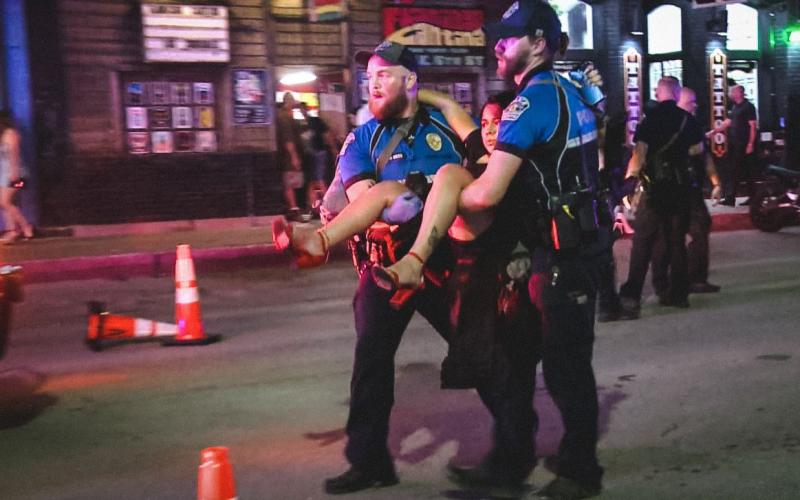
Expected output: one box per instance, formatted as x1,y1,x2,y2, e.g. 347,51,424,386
382,7,486,67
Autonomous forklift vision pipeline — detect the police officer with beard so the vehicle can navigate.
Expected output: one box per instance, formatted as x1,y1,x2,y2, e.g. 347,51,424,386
322,41,466,495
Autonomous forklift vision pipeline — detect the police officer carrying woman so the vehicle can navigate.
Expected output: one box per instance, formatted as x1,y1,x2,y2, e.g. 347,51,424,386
375,1,606,497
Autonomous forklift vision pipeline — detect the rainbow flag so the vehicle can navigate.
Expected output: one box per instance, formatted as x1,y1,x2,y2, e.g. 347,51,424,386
310,0,346,22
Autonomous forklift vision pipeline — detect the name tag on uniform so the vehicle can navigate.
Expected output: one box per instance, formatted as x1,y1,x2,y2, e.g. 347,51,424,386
390,152,405,161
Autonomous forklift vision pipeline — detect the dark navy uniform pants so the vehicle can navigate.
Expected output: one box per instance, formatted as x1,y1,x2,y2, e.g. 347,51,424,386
528,249,604,488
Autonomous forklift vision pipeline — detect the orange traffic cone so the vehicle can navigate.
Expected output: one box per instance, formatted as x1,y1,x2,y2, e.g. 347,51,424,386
85,301,178,351
162,244,220,346
197,446,237,500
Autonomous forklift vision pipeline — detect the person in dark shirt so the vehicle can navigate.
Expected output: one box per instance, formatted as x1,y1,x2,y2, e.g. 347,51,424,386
650,87,723,296
711,85,758,206
619,77,706,318
298,102,337,212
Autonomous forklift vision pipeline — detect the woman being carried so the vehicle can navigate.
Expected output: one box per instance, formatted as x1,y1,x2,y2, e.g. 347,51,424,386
272,89,503,268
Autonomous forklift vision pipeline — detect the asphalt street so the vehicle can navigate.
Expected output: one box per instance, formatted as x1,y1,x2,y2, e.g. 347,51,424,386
1,228,799,499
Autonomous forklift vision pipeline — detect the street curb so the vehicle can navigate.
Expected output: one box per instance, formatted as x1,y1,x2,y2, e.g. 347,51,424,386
18,244,353,284
17,213,753,284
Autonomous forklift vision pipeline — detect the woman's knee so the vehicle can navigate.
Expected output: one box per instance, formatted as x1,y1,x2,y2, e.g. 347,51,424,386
436,163,472,185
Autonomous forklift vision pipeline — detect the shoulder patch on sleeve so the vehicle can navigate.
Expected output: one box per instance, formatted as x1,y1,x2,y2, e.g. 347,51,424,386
502,96,530,122
339,132,355,156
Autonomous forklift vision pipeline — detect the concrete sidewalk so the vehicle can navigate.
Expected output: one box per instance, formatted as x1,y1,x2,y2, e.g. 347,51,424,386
0,200,752,284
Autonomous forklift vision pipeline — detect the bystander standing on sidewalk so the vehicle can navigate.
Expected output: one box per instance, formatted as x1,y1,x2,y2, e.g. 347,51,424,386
0,110,34,244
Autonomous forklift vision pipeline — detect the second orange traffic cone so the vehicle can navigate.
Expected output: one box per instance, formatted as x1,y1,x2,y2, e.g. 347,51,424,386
197,446,237,500
86,301,178,351
162,244,221,346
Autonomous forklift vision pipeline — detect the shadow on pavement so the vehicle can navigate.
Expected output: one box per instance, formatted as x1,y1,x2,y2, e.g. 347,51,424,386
0,367,57,429
303,361,629,470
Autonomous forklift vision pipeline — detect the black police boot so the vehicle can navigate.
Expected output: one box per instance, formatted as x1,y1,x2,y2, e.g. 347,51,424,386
618,297,641,320
323,465,398,495
447,462,528,499
533,476,602,499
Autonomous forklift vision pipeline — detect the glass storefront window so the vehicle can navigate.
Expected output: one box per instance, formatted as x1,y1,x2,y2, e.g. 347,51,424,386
649,60,683,99
647,5,682,55
728,61,759,114
726,4,758,51
550,0,593,50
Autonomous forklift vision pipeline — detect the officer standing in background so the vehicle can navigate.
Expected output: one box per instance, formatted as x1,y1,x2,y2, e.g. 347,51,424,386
650,86,723,296
619,77,706,318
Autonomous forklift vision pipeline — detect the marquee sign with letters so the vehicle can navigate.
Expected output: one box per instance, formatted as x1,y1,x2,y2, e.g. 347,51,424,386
382,7,486,68
709,48,728,158
623,48,642,147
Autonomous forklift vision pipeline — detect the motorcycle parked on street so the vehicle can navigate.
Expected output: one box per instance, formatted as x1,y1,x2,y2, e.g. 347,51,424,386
750,164,800,232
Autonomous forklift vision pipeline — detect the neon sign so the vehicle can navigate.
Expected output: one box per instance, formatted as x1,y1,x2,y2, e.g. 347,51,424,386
709,49,728,158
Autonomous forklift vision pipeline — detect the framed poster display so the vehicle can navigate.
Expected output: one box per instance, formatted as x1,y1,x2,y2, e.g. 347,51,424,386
171,82,192,104
127,132,150,154
149,107,172,129
152,131,174,153
122,77,219,154
149,82,170,104
194,82,214,104
195,131,217,152
172,106,193,128
233,69,268,125
126,107,147,129
126,82,146,105
174,131,196,152
195,106,215,128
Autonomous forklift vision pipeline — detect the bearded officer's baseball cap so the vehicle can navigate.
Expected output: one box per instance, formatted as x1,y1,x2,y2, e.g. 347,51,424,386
355,40,418,72
484,0,563,51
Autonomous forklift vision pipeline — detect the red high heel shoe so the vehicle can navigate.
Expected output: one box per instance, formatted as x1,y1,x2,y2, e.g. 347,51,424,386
271,218,330,269
371,251,425,309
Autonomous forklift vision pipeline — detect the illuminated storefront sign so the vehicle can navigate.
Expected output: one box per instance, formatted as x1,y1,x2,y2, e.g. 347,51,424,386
709,49,728,158
141,4,230,63
382,7,485,67
623,48,642,147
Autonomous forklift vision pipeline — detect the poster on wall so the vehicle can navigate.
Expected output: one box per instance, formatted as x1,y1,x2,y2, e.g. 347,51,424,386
175,131,196,152
151,131,174,153
126,83,146,105
233,69,269,125
195,131,217,152
194,82,214,104
126,107,148,129
127,132,150,154
382,7,486,68
172,106,193,128
149,82,171,105
171,82,193,104
196,106,215,128
149,107,172,129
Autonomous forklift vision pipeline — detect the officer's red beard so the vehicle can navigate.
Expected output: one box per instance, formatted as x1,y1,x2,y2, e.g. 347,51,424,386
496,48,530,81
370,88,409,121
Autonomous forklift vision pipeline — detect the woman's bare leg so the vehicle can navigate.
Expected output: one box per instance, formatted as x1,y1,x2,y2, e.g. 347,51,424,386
0,187,32,238
276,180,409,258
380,164,493,287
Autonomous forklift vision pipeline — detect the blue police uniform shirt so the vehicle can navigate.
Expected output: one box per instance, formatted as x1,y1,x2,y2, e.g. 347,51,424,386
495,70,599,199
338,107,464,190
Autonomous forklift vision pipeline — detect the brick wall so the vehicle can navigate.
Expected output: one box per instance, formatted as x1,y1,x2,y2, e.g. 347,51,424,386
42,152,282,225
